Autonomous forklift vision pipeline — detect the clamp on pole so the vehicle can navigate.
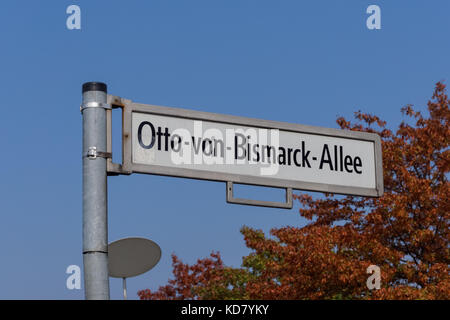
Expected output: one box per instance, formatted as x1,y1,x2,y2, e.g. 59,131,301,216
80,102,112,113
86,146,112,160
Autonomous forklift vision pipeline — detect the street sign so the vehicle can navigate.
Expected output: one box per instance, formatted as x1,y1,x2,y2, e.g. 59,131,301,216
81,82,384,299
106,95,383,202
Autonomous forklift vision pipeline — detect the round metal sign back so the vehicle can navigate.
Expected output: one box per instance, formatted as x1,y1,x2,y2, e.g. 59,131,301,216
108,237,161,278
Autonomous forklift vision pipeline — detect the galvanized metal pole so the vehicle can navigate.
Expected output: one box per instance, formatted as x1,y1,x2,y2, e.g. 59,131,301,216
82,82,110,299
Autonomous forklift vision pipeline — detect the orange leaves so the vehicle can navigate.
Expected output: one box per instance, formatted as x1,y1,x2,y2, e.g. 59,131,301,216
354,110,387,128
138,252,226,300
139,82,449,300
292,82,449,299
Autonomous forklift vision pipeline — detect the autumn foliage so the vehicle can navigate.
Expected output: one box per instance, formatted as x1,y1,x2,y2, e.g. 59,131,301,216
139,83,449,300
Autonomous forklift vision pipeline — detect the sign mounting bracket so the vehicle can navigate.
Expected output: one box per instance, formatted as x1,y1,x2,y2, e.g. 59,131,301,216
106,95,133,176
226,182,293,209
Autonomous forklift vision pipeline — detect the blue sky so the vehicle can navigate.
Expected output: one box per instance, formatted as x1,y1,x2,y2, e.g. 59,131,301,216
0,1,448,299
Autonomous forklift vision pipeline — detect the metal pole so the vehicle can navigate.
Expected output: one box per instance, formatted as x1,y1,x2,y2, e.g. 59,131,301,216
123,278,127,300
82,82,110,299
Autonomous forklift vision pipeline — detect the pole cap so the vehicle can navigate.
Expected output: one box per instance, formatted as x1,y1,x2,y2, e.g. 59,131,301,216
82,82,107,93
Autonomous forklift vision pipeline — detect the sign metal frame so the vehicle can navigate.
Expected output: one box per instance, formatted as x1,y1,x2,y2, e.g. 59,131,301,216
106,95,384,199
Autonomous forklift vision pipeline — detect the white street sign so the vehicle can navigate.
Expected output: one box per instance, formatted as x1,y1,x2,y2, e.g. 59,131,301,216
109,99,383,198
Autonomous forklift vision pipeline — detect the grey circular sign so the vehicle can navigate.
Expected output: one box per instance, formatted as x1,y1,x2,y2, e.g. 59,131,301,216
108,237,161,278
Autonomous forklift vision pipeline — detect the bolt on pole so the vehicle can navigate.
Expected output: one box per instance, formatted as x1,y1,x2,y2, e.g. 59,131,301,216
82,82,110,299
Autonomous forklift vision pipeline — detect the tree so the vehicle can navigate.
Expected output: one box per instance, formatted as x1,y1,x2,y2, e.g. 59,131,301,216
138,82,449,300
